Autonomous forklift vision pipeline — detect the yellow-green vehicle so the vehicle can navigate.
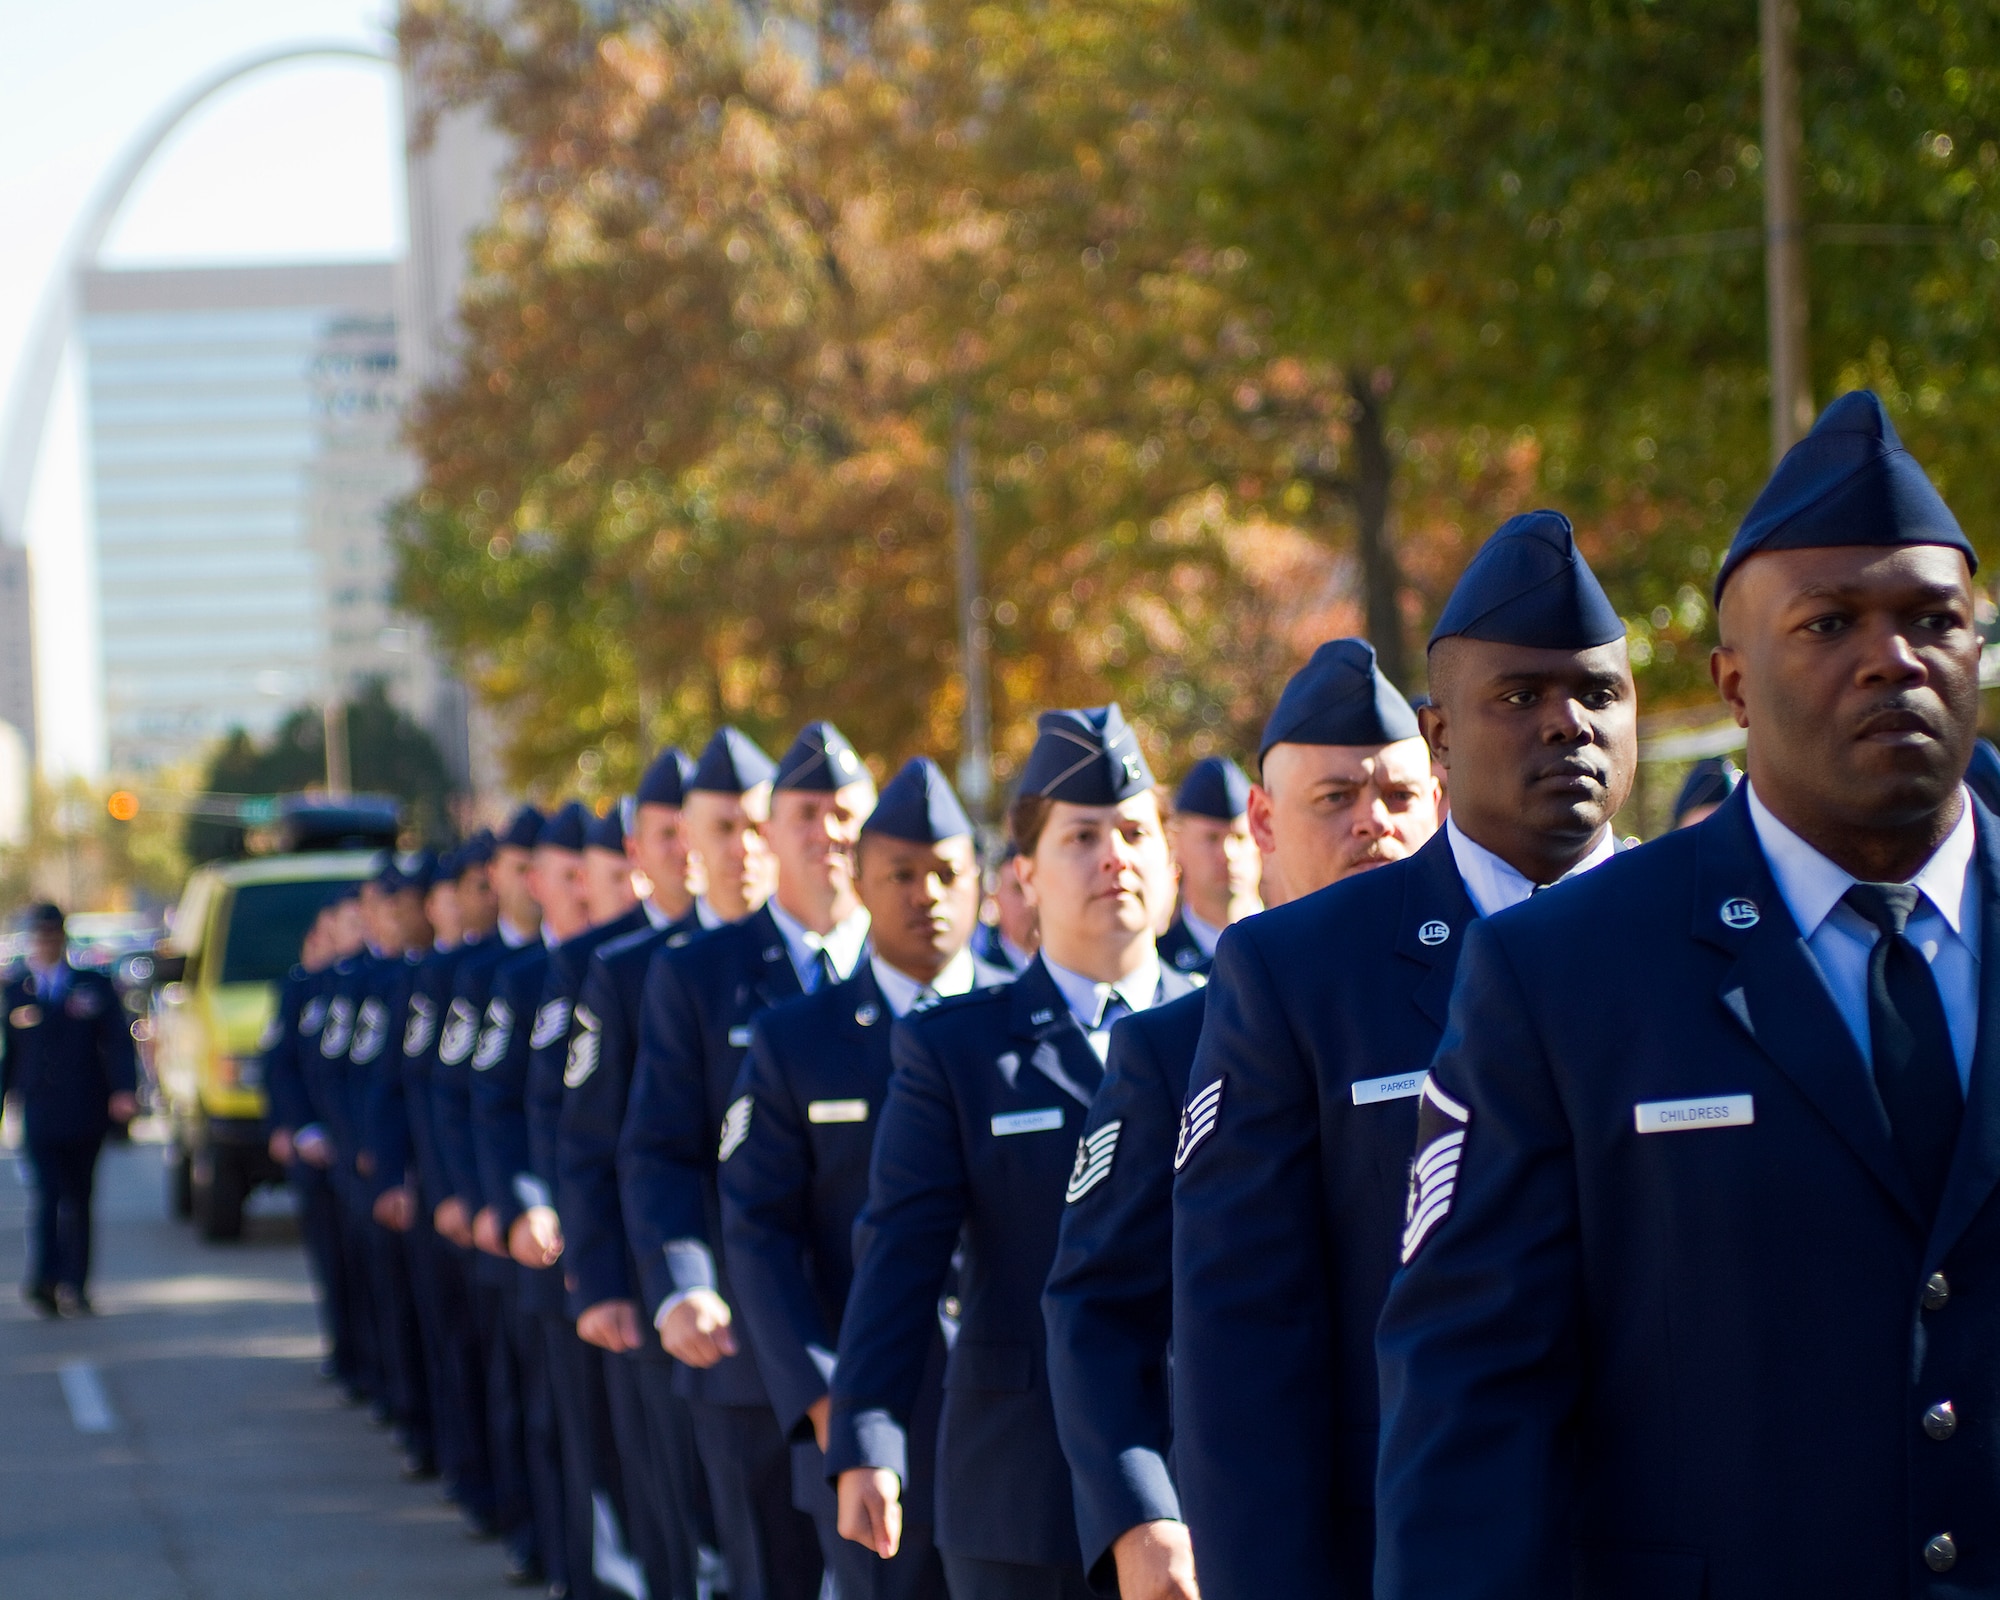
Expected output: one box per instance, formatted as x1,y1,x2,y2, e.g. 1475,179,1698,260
154,801,398,1239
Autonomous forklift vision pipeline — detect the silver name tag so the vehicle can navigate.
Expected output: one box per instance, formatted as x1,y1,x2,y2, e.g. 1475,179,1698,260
1634,1094,1754,1134
807,1099,869,1125
728,1025,754,1048
992,1107,1065,1137
1352,1071,1428,1107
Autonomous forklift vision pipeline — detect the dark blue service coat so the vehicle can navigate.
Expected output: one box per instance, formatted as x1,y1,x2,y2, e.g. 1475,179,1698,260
391,941,477,1207
1,964,136,1142
557,910,702,1317
619,905,805,1407
432,938,522,1213
826,956,1198,1569
1376,788,2000,1599
1042,987,1206,1588
1170,828,1476,1600
264,964,330,1136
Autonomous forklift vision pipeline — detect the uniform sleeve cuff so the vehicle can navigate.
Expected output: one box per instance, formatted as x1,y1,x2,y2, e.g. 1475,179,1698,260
825,1407,907,1484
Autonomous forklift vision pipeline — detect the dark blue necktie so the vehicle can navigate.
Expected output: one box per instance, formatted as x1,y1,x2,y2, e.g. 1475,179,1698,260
1843,882,1964,1216
809,946,839,994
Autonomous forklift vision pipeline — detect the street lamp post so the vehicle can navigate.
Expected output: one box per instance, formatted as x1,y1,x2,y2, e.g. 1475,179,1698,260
950,397,994,823
1761,0,1813,460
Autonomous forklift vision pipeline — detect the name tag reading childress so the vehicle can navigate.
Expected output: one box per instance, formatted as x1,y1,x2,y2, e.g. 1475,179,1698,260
992,1107,1065,1137
807,1099,869,1125
1352,1071,1428,1107
1634,1094,1755,1134
727,1025,754,1048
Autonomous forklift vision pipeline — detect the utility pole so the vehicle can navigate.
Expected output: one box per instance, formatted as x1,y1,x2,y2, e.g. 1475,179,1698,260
323,696,351,800
1762,0,1813,460
949,397,994,824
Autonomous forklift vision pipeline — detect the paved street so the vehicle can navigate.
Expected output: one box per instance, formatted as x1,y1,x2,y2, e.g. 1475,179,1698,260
0,1137,515,1597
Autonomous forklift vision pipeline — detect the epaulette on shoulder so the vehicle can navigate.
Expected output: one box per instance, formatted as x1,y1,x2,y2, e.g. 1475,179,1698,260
600,926,660,961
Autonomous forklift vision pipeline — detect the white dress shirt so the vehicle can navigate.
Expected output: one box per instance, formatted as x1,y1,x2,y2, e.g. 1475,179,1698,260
693,898,727,931
869,948,980,1019
497,917,536,949
1178,907,1224,959
1748,782,1979,1093
1446,819,1619,919
1041,949,1165,1061
767,898,871,993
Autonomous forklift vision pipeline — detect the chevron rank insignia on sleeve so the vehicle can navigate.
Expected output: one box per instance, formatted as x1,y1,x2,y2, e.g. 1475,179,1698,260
1401,1076,1471,1263
530,998,571,1050
718,1094,754,1161
1173,1077,1224,1171
1065,1120,1123,1202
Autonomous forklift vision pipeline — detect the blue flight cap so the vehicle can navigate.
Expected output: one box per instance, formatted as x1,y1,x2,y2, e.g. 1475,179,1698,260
1716,391,1974,600
1427,511,1625,651
1174,756,1251,821
1017,705,1155,803
500,805,545,852
636,746,698,809
1672,757,1740,825
864,757,976,843
586,804,626,853
434,847,460,882
774,720,869,793
455,830,496,875
690,727,777,795
539,800,591,853
1259,638,1422,764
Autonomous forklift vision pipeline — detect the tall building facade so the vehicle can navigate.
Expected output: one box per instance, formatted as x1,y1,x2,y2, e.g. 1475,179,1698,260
79,262,440,774
0,542,32,757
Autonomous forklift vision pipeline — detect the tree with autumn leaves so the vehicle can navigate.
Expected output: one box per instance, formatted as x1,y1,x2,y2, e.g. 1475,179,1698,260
395,0,2000,803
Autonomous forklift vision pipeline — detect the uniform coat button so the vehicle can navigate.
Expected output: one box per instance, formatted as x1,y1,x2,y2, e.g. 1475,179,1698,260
1923,1271,1951,1311
1923,1400,1958,1441
942,1296,962,1318
1924,1533,1957,1572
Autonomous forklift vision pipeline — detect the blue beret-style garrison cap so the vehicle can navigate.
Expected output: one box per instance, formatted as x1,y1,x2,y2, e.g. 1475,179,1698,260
454,830,496,876
1259,638,1422,763
636,746,698,809
1018,705,1156,804
1428,511,1624,652
690,728,777,795
1715,390,1974,599
586,805,626,852
500,805,545,852
774,721,869,793
539,800,592,853
1671,757,1740,825
864,757,976,843
1174,756,1252,821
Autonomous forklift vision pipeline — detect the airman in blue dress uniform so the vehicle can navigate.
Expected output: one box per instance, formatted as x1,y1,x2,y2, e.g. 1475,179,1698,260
3,903,138,1316
829,705,1195,1600
1173,512,1639,1600
1042,637,1446,1596
723,756,1009,1598
1378,393,2000,1598
563,733,766,1600
622,720,878,1600
1155,756,1258,980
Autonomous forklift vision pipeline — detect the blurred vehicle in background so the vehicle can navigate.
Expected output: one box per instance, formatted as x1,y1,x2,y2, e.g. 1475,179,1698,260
152,797,400,1240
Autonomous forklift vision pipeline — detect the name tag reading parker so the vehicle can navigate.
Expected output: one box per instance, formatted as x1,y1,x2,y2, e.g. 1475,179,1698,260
1352,1070,1428,1107
1634,1094,1754,1134
807,1099,869,1125
992,1107,1065,1137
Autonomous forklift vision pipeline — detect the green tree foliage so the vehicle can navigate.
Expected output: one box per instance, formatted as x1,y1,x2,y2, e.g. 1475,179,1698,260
183,680,458,863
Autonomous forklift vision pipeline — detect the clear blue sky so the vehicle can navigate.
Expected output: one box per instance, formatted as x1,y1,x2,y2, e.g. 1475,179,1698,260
0,0,405,775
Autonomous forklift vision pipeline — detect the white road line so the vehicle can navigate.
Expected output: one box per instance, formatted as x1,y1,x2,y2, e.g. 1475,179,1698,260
58,1360,116,1433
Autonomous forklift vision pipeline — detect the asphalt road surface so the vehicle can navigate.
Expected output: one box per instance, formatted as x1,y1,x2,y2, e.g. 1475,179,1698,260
0,1136,517,1597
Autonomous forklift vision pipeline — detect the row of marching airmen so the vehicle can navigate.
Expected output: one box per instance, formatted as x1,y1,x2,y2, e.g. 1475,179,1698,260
266,388,2000,1600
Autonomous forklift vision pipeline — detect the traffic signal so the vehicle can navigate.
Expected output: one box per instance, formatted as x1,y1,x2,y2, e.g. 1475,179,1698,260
107,790,140,823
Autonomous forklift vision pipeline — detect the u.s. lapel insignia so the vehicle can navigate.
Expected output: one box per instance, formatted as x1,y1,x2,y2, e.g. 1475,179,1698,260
1173,947,1200,970
1029,1007,1055,1027
1719,898,1759,930
1417,919,1450,947
1174,1077,1224,1170
855,1002,880,1027
1401,1077,1471,1263
1065,1120,1122,1202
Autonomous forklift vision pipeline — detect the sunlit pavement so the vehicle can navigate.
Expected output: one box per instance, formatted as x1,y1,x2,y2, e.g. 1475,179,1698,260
0,1138,513,1597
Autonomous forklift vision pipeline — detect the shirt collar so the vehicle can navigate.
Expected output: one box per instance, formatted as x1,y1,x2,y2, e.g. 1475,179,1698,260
1040,948,1164,1032
1178,906,1224,958
1446,817,1618,920
693,898,727,930
643,899,673,930
767,896,872,986
1748,780,1975,938
869,948,979,1018
497,917,536,949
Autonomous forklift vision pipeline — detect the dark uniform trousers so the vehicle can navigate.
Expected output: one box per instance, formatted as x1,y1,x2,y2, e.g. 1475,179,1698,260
828,959,1198,1594
1376,789,2000,1598
290,1158,357,1384
1042,989,1207,1592
619,907,825,1600
1171,829,1477,1599
266,971,355,1383
561,912,714,1600
24,1139,101,1291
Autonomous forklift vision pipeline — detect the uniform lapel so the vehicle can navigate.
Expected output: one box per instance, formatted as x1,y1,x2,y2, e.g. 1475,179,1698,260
1009,957,1103,1108
840,965,896,1088
748,905,805,1007
1926,796,2000,1263
1394,830,1480,1030
1693,790,1925,1229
